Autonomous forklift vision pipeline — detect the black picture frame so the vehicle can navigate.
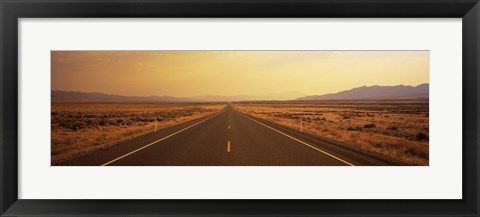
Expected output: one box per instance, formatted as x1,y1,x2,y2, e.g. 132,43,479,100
1,0,479,216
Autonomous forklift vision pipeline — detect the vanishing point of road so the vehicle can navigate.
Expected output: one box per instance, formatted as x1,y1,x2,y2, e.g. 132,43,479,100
63,104,391,166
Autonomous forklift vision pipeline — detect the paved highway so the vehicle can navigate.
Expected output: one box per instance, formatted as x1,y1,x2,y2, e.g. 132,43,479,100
63,104,391,166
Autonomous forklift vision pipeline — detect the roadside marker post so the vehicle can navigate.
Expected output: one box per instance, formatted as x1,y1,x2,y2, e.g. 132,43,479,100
155,117,157,132
301,116,303,133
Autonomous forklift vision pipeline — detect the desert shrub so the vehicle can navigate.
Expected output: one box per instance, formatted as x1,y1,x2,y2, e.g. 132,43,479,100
387,126,398,131
65,138,76,145
72,120,87,130
83,118,95,126
347,126,362,131
386,143,400,150
404,146,428,159
99,118,110,126
58,120,70,128
416,132,428,141
364,123,376,128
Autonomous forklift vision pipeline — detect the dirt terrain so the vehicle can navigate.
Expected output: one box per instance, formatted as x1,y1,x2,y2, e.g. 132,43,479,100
51,102,226,165
234,100,429,165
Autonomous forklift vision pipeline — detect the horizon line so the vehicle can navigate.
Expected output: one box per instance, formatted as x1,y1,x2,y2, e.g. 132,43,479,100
51,82,430,99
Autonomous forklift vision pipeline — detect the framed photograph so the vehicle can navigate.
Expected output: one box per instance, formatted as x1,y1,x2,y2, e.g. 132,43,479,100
1,0,479,216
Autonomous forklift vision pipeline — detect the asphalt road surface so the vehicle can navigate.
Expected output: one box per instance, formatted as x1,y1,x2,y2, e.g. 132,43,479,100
63,104,392,166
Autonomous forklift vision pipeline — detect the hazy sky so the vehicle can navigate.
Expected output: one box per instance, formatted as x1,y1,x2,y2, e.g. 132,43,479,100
51,51,429,97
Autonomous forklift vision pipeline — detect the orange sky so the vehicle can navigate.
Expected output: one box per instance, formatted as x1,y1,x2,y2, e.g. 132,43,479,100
51,51,429,98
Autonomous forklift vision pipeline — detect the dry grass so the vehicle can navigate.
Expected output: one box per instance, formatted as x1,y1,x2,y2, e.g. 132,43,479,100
51,102,226,165
234,101,429,165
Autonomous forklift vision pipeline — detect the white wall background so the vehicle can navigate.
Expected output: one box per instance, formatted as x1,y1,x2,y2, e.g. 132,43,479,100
19,18,462,199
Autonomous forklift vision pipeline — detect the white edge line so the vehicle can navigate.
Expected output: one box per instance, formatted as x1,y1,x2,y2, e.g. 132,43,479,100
236,110,355,166
101,111,224,166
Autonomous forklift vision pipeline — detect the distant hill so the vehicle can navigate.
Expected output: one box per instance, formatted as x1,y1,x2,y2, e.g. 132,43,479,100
190,95,247,102
295,83,429,101
242,91,306,101
53,85,427,103
51,90,305,102
51,90,194,103
191,91,305,102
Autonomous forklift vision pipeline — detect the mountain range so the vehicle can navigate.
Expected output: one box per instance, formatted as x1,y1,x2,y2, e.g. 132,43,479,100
52,83,428,103
190,92,305,102
295,83,429,101
51,90,194,103
51,90,305,102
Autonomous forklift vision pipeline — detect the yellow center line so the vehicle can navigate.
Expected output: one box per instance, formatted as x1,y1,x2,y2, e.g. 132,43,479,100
101,111,224,166
227,141,231,153
237,111,355,166
228,125,230,129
